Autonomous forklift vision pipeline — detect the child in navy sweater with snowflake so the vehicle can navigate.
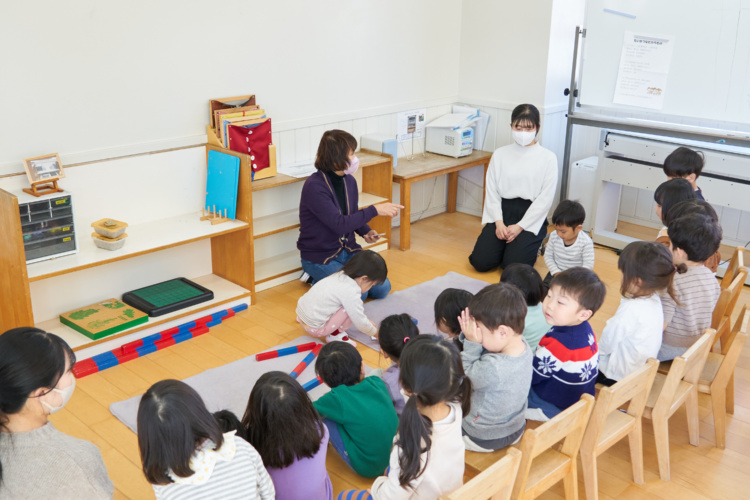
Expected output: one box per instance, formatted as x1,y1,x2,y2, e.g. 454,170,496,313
526,267,607,421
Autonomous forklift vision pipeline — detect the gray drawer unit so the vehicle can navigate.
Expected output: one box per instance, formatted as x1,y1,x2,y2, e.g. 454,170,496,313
19,194,78,263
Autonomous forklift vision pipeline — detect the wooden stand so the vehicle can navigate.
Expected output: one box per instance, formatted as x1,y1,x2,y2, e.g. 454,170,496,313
201,206,231,225
23,180,63,198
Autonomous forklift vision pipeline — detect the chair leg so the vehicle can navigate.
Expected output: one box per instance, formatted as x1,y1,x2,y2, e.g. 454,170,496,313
711,390,727,449
580,450,598,500
563,461,579,500
686,388,700,446
726,373,735,414
652,417,671,481
628,422,645,484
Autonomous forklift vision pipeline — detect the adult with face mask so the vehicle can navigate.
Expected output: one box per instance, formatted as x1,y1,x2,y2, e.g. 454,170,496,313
0,328,113,499
298,130,403,307
469,104,558,273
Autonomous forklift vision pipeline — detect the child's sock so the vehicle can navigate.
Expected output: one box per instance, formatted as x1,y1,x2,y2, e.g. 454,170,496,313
326,330,357,347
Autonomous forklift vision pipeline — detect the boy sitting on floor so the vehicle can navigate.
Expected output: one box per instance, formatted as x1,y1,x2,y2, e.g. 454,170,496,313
527,267,606,421
312,342,398,478
543,200,595,290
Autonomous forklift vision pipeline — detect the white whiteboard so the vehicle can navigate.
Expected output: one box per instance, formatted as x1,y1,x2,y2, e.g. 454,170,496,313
579,0,750,126
0,0,461,173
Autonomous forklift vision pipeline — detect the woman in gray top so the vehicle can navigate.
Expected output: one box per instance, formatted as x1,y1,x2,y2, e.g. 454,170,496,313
0,328,113,499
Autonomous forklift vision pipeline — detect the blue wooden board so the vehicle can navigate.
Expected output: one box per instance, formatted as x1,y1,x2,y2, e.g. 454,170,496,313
206,150,240,219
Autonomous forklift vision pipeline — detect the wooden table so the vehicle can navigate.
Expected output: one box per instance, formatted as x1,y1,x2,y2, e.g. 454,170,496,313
393,149,493,250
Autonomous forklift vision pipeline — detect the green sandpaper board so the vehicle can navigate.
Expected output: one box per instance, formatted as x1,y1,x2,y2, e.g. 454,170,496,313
60,299,149,340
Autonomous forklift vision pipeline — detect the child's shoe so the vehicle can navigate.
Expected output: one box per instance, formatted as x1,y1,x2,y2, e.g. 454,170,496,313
326,331,357,346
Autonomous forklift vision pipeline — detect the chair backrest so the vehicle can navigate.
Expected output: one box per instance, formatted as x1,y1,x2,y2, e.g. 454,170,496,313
652,330,715,417
712,270,747,330
441,448,522,500
720,247,745,289
714,306,750,386
513,394,595,499
582,359,659,453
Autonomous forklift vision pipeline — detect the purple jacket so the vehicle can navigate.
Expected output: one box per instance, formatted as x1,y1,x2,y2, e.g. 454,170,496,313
297,171,378,264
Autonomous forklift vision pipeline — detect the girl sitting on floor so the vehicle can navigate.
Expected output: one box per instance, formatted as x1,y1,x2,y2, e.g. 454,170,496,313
338,335,472,500
137,379,275,500
377,313,419,415
296,250,387,346
434,288,474,352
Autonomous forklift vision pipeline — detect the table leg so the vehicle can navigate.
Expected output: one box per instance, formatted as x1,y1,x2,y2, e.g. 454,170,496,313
447,171,458,213
399,180,411,250
481,163,489,211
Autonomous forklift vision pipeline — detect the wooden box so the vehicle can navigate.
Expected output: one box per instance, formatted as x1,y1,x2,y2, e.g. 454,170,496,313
206,126,277,181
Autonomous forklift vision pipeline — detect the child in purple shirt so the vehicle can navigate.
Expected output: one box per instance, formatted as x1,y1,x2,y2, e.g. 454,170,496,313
377,314,420,415
241,372,333,500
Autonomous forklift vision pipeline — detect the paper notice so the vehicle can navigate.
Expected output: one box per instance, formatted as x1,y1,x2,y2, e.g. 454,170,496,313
397,109,426,142
613,32,676,110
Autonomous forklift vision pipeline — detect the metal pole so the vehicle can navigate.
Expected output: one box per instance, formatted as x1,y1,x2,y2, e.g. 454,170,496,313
560,26,584,200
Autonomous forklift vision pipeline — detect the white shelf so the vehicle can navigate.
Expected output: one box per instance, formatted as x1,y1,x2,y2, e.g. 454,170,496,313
255,250,302,283
27,212,248,281
358,192,388,208
38,274,251,350
253,209,300,238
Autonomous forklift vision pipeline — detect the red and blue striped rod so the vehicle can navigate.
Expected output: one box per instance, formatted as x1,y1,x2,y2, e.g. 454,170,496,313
256,342,318,361
290,344,323,379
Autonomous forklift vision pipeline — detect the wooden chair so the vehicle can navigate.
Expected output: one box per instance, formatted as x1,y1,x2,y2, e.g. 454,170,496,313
580,359,659,500
720,246,745,290
711,269,747,332
643,329,715,481
698,305,749,448
508,394,594,500
441,448,522,500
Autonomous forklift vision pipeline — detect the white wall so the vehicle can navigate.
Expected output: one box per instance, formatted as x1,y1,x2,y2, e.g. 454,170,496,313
0,0,461,174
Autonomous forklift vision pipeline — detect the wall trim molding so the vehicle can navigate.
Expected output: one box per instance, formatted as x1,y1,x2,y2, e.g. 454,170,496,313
457,97,568,115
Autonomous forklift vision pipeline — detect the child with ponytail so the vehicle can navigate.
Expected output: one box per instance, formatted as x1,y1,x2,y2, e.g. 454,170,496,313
377,313,419,415
338,335,472,500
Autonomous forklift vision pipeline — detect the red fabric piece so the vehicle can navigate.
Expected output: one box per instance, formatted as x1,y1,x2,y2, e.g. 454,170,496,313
227,118,273,172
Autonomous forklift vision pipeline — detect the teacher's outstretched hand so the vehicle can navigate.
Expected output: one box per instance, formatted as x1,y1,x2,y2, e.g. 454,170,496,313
374,202,404,218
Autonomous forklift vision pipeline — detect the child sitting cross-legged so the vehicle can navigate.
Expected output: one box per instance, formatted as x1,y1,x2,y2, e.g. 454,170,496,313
377,313,419,415
597,242,678,386
527,267,606,421
338,335,472,500
312,342,398,478
658,213,722,361
434,288,474,352
458,283,533,452
500,263,549,352
543,200,595,290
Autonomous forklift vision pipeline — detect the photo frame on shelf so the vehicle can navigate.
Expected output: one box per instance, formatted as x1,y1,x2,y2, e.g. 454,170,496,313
23,153,65,197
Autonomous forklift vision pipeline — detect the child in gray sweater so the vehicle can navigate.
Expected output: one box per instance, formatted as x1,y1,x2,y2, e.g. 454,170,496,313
458,283,533,451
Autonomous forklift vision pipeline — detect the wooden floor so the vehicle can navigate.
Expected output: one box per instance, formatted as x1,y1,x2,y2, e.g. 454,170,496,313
50,212,750,499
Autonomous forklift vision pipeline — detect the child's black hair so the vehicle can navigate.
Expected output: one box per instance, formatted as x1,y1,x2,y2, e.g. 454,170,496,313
668,213,722,263
213,410,247,440
340,249,387,285
396,335,471,488
663,199,718,226
314,342,362,387
511,104,541,132
241,371,325,469
663,147,704,179
137,379,224,485
653,178,696,226
618,241,681,302
378,314,419,362
549,267,606,316
468,283,526,333
433,288,474,335
551,200,586,228
499,263,546,307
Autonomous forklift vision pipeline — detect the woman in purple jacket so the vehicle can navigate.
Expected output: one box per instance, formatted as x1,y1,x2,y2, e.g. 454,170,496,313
298,130,401,299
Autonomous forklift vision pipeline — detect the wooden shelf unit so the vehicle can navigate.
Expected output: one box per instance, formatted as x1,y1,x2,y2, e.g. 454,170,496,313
0,146,393,350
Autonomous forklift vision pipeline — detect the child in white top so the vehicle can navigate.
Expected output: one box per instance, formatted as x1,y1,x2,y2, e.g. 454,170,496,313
337,335,472,500
296,250,386,346
658,214,722,361
137,380,275,500
597,242,678,385
543,200,594,289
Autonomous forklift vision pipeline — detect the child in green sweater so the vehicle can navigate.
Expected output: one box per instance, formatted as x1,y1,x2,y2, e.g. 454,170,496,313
312,342,399,478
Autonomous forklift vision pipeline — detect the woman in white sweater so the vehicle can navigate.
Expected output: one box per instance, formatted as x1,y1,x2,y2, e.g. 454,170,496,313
0,327,113,499
597,242,679,385
469,103,558,272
